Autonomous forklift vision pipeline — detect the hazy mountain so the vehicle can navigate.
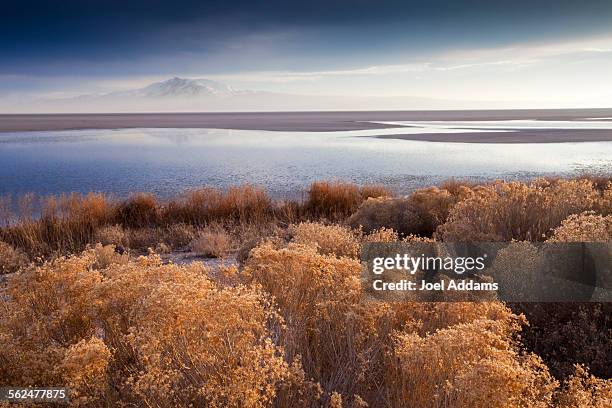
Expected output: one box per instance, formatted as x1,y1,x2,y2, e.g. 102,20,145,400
117,77,247,98
0,77,524,113
6,77,278,112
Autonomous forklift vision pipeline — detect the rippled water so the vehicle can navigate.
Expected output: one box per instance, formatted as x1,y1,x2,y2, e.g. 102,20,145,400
1,123,611,198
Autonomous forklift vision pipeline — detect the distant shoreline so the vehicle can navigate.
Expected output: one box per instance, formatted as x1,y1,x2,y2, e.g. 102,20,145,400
2,110,612,143
372,129,612,143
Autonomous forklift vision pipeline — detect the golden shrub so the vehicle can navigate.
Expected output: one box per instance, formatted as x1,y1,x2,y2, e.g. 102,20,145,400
60,337,111,406
0,252,102,386
359,184,392,200
359,227,435,243
556,365,612,408
349,186,460,238
403,234,436,243
362,227,400,243
94,224,126,246
438,179,603,241
410,186,458,228
215,264,240,286
243,242,393,400
397,301,516,335
242,239,566,406
438,178,477,197
548,211,612,242
348,197,423,235
289,221,360,258
244,242,361,314
116,193,160,228
124,227,159,251
190,226,232,258
390,317,558,408
237,235,286,266
0,239,609,407
275,357,323,407
0,241,27,274
162,222,196,249
329,392,343,408
305,181,363,220
0,250,292,407
91,243,129,269
95,257,288,407
3,179,612,407
126,281,286,407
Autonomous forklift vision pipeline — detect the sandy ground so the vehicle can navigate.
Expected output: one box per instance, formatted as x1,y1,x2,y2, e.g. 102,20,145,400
160,251,237,268
2,109,612,143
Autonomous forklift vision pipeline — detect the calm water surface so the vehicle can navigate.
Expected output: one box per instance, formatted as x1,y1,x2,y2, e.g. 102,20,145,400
1,123,612,198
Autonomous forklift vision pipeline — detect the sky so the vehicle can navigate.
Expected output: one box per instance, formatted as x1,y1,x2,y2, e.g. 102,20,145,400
2,0,612,109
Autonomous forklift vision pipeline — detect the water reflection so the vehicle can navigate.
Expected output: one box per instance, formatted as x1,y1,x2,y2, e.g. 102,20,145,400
0,127,611,198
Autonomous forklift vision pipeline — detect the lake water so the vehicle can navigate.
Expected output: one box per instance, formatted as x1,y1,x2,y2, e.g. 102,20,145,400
1,120,612,198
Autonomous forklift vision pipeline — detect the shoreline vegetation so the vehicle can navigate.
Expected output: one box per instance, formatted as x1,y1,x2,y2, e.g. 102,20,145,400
1,177,611,407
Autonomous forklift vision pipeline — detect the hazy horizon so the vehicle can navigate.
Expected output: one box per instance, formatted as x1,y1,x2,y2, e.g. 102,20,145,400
2,1,612,112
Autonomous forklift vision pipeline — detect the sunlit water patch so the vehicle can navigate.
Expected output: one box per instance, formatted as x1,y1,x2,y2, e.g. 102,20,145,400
369,119,612,130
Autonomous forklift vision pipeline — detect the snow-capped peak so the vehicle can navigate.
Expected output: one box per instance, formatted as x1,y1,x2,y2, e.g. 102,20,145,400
135,77,239,97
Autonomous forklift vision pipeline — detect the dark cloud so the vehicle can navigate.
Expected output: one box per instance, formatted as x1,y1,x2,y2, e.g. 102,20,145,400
2,1,612,76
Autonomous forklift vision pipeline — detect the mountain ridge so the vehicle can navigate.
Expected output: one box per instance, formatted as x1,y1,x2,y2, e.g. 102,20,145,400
81,77,258,99
0,77,531,113
118,77,247,98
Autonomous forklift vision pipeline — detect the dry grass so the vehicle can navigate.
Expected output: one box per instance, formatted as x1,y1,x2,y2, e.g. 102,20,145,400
348,186,461,238
161,223,196,249
91,243,129,269
348,197,420,235
2,177,612,406
190,226,232,258
240,238,608,407
556,365,612,407
0,241,27,274
243,242,388,402
0,193,116,257
124,228,159,251
304,181,390,221
0,186,275,258
359,184,393,200
11,178,600,258
164,185,274,225
304,181,362,220
0,181,398,259
94,224,127,246
390,317,558,408
548,211,612,242
1,229,611,406
437,179,607,241
362,227,400,242
289,221,360,258
0,251,289,407
116,193,160,228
